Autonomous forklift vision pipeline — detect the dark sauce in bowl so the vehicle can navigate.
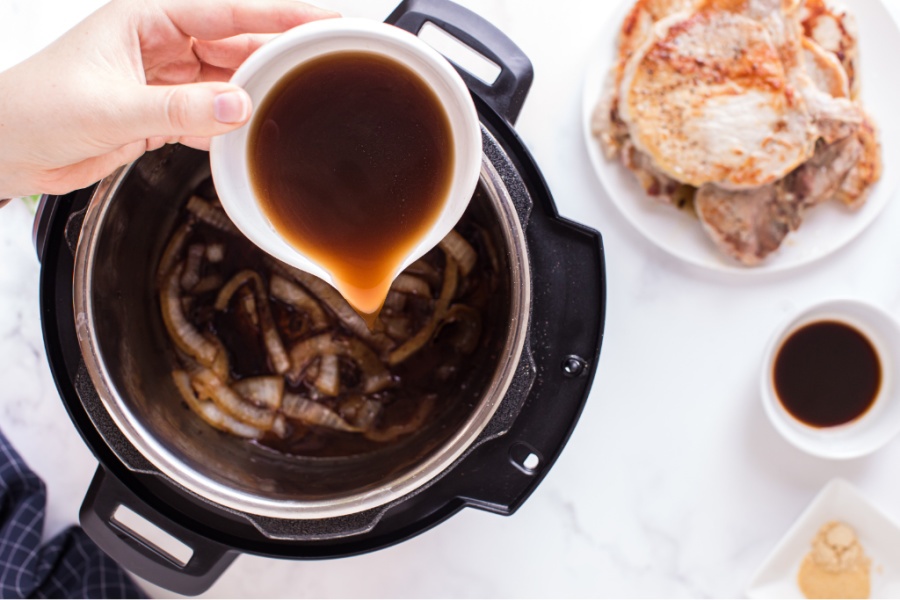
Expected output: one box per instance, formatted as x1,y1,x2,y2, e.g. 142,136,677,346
773,320,881,428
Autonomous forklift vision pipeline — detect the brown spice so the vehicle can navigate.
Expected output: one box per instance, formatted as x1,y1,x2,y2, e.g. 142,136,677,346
798,522,871,599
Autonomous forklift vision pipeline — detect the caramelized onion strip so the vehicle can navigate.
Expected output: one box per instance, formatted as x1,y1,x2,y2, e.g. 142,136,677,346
215,270,290,374
233,376,284,410
268,260,394,354
214,271,256,311
315,354,340,396
364,395,435,443
440,231,477,277
190,367,276,430
282,394,361,432
403,258,441,288
191,275,224,295
206,244,224,263
160,264,219,366
180,244,205,291
439,304,482,355
288,333,392,394
157,222,191,284
270,275,329,331
390,274,431,297
388,255,458,366
339,396,382,430
186,196,238,234
172,371,263,439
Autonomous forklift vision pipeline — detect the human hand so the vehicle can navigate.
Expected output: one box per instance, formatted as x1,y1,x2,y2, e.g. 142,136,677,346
0,0,337,198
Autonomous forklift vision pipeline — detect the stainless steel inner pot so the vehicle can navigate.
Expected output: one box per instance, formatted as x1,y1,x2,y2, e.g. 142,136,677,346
72,141,531,520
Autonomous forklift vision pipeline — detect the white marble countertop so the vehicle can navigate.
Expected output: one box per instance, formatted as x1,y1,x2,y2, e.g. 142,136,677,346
4,0,900,597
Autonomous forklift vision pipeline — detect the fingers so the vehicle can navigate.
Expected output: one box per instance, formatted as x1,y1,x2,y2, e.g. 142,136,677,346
160,0,339,41
122,81,252,142
194,34,275,69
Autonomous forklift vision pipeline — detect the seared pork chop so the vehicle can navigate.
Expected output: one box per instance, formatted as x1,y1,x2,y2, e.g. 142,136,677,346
834,116,882,209
802,36,849,99
695,184,801,266
593,0,697,157
800,0,860,98
619,8,815,189
696,131,873,264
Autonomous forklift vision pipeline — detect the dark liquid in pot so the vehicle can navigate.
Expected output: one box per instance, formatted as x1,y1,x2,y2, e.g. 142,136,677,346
248,51,455,320
773,321,881,427
159,182,501,458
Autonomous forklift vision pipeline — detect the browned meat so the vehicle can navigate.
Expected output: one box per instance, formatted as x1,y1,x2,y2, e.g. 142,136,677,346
696,184,802,266
696,127,877,265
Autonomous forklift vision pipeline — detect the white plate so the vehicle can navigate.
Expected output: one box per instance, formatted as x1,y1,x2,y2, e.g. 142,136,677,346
581,0,900,273
747,479,900,598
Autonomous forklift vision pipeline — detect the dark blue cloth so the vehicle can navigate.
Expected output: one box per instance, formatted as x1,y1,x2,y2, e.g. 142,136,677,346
0,431,143,599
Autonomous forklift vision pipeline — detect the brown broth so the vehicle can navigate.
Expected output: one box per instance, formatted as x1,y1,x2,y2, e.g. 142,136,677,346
773,320,881,428
248,51,455,319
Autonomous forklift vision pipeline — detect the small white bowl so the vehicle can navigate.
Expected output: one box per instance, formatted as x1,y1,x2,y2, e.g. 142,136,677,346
761,299,900,460
209,18,482,296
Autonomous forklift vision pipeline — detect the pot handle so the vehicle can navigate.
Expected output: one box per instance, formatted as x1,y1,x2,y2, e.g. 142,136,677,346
385,0,534,125
80,467,236,597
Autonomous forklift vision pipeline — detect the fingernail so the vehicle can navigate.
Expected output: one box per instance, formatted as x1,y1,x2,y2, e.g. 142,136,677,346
214,91,250,124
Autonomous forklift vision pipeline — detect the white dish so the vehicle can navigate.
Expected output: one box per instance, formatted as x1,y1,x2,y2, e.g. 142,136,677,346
581,0,900,274
747,479,900,598
760,299,900,460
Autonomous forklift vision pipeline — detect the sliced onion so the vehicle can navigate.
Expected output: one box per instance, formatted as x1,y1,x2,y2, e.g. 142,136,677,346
233,376,284,410
191,275,224,295
160,264,219,366
206,244,225,263
404,258,441,287
209,337,231,382
172,370,263,439
288,333,392,394
241,292,259,327
315,354,341,396
388,255,458,365
215,271,256,311
364,395,435,443
381,315,413,342
439,304,482,355
186,195,238,234
271,414,288,439
270,275,329,331
216,271,290,374
440,231,477,277
268,260,394,354
180,244,205,291
391,274,431,297
288,333,334,380
382,291,407,314
190,367,276,430
340,396,382,430
157,222,191,284
282,394,361,432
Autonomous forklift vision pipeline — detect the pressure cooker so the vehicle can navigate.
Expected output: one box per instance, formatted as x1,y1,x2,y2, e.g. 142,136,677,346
33,0,606,594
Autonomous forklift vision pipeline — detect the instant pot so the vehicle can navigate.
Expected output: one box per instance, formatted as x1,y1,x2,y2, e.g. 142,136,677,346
33,0,606,595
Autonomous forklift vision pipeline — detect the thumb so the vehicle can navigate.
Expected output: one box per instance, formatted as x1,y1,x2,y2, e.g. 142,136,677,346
126,82,252,142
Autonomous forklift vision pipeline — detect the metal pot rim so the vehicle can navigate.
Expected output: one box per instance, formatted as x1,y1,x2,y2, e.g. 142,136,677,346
72,143,532,520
